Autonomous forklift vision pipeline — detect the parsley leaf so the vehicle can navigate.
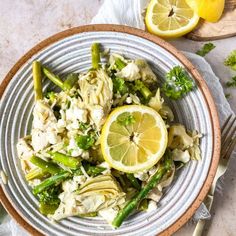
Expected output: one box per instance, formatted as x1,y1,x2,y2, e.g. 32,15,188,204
226,76,236,88
75,134,95,150
162,66,195,100
117,113,135,126
196,43,216,57
224,50,236,71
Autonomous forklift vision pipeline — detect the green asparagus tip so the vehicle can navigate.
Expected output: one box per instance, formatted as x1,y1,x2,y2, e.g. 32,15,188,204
91,43,101,69
33,61,43,101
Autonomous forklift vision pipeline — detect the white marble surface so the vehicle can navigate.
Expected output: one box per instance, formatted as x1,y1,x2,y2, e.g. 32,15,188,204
0,0,235,235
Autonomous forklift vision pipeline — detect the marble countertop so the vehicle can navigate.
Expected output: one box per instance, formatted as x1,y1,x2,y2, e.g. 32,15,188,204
0,1,235,235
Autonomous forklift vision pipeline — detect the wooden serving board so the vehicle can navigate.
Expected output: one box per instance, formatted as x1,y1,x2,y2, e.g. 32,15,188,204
186,0,236,41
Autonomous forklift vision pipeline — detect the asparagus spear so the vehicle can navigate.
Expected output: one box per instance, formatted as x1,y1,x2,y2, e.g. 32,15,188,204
25,167,46,181
49,151,81,169
112,151,172,228
115,58,126,70
134,80,152,100
126,174,141,190
63,73,78,90
42,67,65,90
33,61,43,100
30,156,61,175
91,43,101,69
74,165,106,177
33,171,70,194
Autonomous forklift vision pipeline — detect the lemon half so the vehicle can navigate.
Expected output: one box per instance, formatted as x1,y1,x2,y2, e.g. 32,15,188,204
186,0,225,23
145,0,200,38
101,105,168,173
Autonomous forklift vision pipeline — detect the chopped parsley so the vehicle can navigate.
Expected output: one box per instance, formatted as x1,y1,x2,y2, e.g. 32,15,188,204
76,134,95,150
196,43,216,57
162,66,195,100
117,113,135,126
224,50,236,71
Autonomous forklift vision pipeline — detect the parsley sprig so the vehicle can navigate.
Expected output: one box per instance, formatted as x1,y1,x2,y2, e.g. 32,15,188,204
224,50,236,71
162,66,195,100
196,43,215,57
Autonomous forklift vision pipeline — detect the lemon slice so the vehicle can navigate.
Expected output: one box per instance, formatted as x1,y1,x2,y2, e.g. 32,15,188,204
186,0,225,23
101,105,168,173
145,0,199,38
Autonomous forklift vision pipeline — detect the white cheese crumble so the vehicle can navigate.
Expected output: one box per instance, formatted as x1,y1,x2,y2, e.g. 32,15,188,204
147,200,158,212
116,62,141,81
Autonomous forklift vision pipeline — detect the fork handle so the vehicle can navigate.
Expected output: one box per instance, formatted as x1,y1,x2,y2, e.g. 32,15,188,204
192,194,214,236
192,219,206,236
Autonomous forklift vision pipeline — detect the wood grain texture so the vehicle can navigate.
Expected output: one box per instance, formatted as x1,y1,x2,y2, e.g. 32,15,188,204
187,0,236,41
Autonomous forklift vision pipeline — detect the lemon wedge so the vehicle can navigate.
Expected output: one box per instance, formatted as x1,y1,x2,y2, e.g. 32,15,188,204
101,105,168,173
186,0,225,23
145,0,199,38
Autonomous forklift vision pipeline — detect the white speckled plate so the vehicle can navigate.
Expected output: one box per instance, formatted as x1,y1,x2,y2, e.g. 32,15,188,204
0,25,220,236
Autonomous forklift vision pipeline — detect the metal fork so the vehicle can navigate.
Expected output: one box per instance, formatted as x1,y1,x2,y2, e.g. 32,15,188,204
193,114,236,236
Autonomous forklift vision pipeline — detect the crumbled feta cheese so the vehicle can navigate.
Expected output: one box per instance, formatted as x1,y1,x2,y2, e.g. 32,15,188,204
62,179,78,192
31,129,49,152
51,192,79,220
147,200,158,212
73,107,88,123
116,62,141,81
33,101,57,130
98,162,111,175
47,129,61,144
70,149,81,157
126,96,132,104
57,119,66,129
90,105,104,127
66,102,88,124
17,138,34,159
67,138,83,157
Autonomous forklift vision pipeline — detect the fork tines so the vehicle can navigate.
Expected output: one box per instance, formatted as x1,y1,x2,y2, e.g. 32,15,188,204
221,114,236,159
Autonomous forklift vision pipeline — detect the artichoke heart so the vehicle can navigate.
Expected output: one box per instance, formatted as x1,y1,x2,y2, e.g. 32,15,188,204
76,175,125,213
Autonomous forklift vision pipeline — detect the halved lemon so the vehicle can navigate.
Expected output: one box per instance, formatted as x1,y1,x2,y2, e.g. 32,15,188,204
145,0,200,38
101,105,168,173
186,0,225,23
